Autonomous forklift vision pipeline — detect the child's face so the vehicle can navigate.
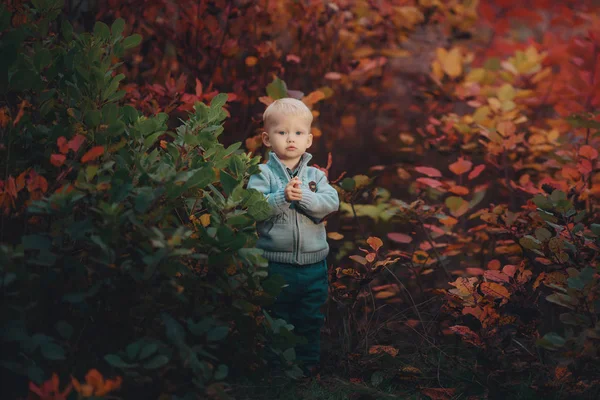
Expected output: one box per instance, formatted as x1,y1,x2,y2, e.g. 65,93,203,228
262,113,313,162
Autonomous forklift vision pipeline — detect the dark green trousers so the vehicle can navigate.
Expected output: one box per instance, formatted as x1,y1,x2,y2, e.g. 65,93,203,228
267,259,329,366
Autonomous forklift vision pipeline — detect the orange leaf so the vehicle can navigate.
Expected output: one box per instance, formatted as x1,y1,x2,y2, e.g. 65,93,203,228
487,259,501,270
468,164,485,180
13,100,30,126
365,252,376,262
367,236,383,252
368,345,398,357
480,282,510,300
448,185,469,195
81,146,104,163
579,145,598,160
497,120,516,136
415,166,442,177
245,56,258,67
302,90,326,107
448,157,473,175
51,154,66,167
374,290,396,299
439,215,458,226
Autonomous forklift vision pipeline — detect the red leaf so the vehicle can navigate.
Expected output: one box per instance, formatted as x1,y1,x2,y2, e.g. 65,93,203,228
414,166,442,177
502,264,517,277
487,259,501,270
420,387,456,400
195,78,203,97
387,232,412,243
484,270,510,283
580,145,598,160
57,136,69,154
81,146,104,163
51,154,66,167
416,177,443,188
286,54,301,63
68,135,86,152
468,164,485,180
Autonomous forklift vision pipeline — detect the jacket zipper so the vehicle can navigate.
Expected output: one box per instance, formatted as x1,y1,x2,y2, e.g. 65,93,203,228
285,163,304,264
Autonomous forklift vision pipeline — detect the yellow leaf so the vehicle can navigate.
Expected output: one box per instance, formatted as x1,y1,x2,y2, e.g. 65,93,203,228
199,214,211,227
380,48,410,58
352,46,375,59
431,60,443,81
437,47,462,78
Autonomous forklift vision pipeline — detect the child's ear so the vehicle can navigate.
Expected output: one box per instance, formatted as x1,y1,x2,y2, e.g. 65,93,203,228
261,131,271,147
306,133,313,148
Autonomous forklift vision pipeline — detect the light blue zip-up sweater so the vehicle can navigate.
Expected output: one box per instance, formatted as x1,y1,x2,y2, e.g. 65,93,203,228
247,151,340,265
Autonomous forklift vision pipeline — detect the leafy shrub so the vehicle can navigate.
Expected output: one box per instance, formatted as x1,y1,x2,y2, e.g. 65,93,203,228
0,3,301,398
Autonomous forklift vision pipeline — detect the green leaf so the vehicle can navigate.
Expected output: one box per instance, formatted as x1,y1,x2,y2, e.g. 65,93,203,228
546,293,577,310
41,341,65,360
519,236,541,250
143,355,169,369
104,354,133,368
123,34,143,49
214,364,228,380
282,347,296,361
54,321,73,340
22,235,51,251
210,93,228,109
84,110,102,128
534,228,552,241
591,224,600,236
371,371,385,387
126,341,142,360
94,21,111,41
220,170,239,196
340,177,356,192
206,326,229,342
266,77,288,99
111,18,125,37
537,332,565,349
139,343,158,360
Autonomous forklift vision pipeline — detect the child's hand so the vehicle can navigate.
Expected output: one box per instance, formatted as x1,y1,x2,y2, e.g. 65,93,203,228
285,177,303,201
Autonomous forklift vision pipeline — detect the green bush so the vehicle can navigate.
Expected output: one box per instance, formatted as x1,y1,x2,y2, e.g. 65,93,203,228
0,2,302,398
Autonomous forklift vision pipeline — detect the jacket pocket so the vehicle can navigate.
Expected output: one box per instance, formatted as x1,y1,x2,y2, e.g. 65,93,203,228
300,220,327,253
257,221,294,252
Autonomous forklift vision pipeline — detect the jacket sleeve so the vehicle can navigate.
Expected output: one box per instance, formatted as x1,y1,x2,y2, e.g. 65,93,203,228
297,169,340,221
246,164,290,216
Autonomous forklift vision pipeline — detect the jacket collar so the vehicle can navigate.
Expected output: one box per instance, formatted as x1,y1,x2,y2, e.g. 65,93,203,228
266,151,313,179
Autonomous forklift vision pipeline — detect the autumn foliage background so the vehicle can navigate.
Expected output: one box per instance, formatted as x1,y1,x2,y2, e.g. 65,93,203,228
2,0,600,399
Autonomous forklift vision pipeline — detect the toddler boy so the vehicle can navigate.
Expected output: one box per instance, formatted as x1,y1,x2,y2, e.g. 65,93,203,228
247,98,340,376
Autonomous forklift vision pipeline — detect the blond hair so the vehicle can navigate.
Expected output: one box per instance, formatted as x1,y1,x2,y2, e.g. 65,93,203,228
263,98,313,130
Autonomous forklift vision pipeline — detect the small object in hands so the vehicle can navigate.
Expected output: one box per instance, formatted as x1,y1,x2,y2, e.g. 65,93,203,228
309,181,317,192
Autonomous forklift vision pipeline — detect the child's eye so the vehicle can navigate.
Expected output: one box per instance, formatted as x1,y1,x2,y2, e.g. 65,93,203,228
278,131,285,135
296,131,303,135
